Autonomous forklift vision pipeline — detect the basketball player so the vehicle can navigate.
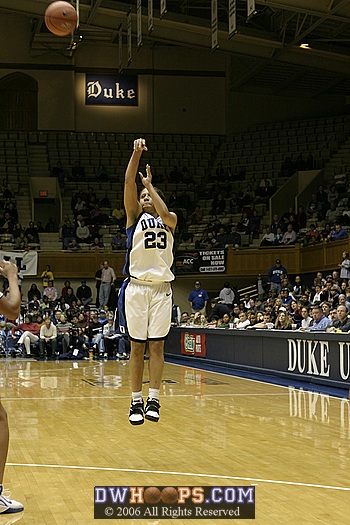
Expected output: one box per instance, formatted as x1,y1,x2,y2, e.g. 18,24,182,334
0,260,24,514
121,138,177,425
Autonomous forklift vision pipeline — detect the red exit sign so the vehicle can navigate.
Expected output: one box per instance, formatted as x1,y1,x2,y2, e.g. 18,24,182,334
39,190,48,197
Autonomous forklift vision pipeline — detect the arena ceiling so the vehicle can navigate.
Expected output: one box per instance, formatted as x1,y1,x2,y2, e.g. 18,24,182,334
0,0,350,98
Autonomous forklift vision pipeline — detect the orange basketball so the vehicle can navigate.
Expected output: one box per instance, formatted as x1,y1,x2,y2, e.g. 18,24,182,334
161,486,178,504
144,486,161,504
44,1,77,37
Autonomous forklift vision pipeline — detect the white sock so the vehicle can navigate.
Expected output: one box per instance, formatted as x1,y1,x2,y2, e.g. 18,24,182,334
148,388,159,401
132,391,143,403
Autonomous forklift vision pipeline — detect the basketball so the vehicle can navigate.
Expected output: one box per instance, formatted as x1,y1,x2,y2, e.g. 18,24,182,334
160,486,178,504
44,1,77,37
144,486,161,504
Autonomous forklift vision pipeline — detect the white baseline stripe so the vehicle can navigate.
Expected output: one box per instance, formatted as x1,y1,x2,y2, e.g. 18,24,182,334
7,462,350,492
1,393,289,401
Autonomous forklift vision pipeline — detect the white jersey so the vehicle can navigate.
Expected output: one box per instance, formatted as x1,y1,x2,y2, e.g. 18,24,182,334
123,212,175,282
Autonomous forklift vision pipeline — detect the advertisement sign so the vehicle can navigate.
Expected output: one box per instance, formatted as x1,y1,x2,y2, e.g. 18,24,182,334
181,332,206,358
0,250,38,276
175,250,226,274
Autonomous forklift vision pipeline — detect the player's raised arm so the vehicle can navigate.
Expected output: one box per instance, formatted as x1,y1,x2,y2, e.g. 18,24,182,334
139,164,177,232
124,138,147,227
0,260,20,319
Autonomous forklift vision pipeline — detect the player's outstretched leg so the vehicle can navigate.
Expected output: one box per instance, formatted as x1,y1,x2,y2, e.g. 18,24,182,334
0,404,24,514
145,341,164,422
129,342,146,425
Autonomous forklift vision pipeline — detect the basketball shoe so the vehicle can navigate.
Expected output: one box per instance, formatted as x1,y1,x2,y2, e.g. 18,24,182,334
145,398,160,422
0,486,24,514
129,400,144,425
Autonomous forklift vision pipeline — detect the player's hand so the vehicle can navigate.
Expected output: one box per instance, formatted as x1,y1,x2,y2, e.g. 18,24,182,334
0,260,18,278
133,138,148,152
139,164,152,188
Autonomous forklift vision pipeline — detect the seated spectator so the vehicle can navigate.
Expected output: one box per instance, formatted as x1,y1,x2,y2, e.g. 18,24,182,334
111,231,126,250
226,225,241,249
25,221,40,244
236,311,250,329
0,211,15,234
311,284,322,305
76,279,93,306
61,281,72,297
325,202,341,225
327,185,339,207
39,317,58,359
96,163,109,182
303,305,332,331
65,288,78,306
270,214,285,235
217,313,231,328
15,233,29,249
327,305,350,332
11,314,40,357
43,280,58,305
303,224,320,245
327,223,348,242
68,238,81,251
275,309,292,330
237,212,250,234
300,306,312,329
72,161,86,182
306,193,322,220
28,283,41,302
334,167,347,193
296,205,307,229
211,194,226,215
55,313,72,354
281,288,293,308
282,223,297,246
90,237,104,251
188,205,203,225
45,217,56,232
320,222,332,241
272,227,284,246
12,223,24,243
61,218,76,249
51,161,68,184
74,197,87,217
260,226,275,247
216,226,229,249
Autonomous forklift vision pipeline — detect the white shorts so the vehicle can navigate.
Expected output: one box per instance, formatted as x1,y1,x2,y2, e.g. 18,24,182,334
124,279,172,342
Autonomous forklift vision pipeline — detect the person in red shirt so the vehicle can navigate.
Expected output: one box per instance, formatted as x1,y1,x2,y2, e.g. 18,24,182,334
11,314,40,357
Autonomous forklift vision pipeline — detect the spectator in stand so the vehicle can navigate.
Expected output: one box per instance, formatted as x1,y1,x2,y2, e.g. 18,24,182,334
219,281,238,309
281,223,297,245
55,313,72,354
25,221,40,244
207,299,231,323
68,238,81,251
237,212,250,235
325,202,341,225
226,225,241,249
27,283,41,302
61,218,76,250
39,317,57,359
41,264,54,290
15,232,28,250
76,279,93,306
327,304,350,332
236,311,250,329
320,222,332,241
188,281,209,315
216,226,229,249
270,214,285,235
327,185,339,207
211,194,226,216
96,163,109,182
61,281,72,297
64,288,77,306
260,226,275,247
300,306,312,329
72,161,86,182
303,224,320,245
11,223,23,243
90,237,105,251
316,185,329,218
111,231,126,250
74,197,87,218
306,193,322,220
339,251,350,281
188,205,203,226
11,314,40,357
292,276,305,301
75,219,90,243
281,288,293,308
45,217,56,232
327,223,348,242
296,205,307,229
43,280,58,306
267,259,288,295
51,161,68,184
275,310,292,330
303,305,332,331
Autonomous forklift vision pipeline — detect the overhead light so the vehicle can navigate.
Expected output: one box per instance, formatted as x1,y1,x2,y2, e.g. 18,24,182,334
300,43,311,49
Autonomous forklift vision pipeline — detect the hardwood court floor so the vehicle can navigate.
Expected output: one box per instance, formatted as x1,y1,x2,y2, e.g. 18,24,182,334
0,357,349,525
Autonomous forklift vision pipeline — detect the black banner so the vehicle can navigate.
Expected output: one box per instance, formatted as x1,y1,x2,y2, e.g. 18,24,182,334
174,249,226,274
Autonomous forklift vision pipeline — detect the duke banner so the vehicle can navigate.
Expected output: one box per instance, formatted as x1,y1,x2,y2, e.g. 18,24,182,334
85,75,138,106
174,249,226,274
0,250,38,276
